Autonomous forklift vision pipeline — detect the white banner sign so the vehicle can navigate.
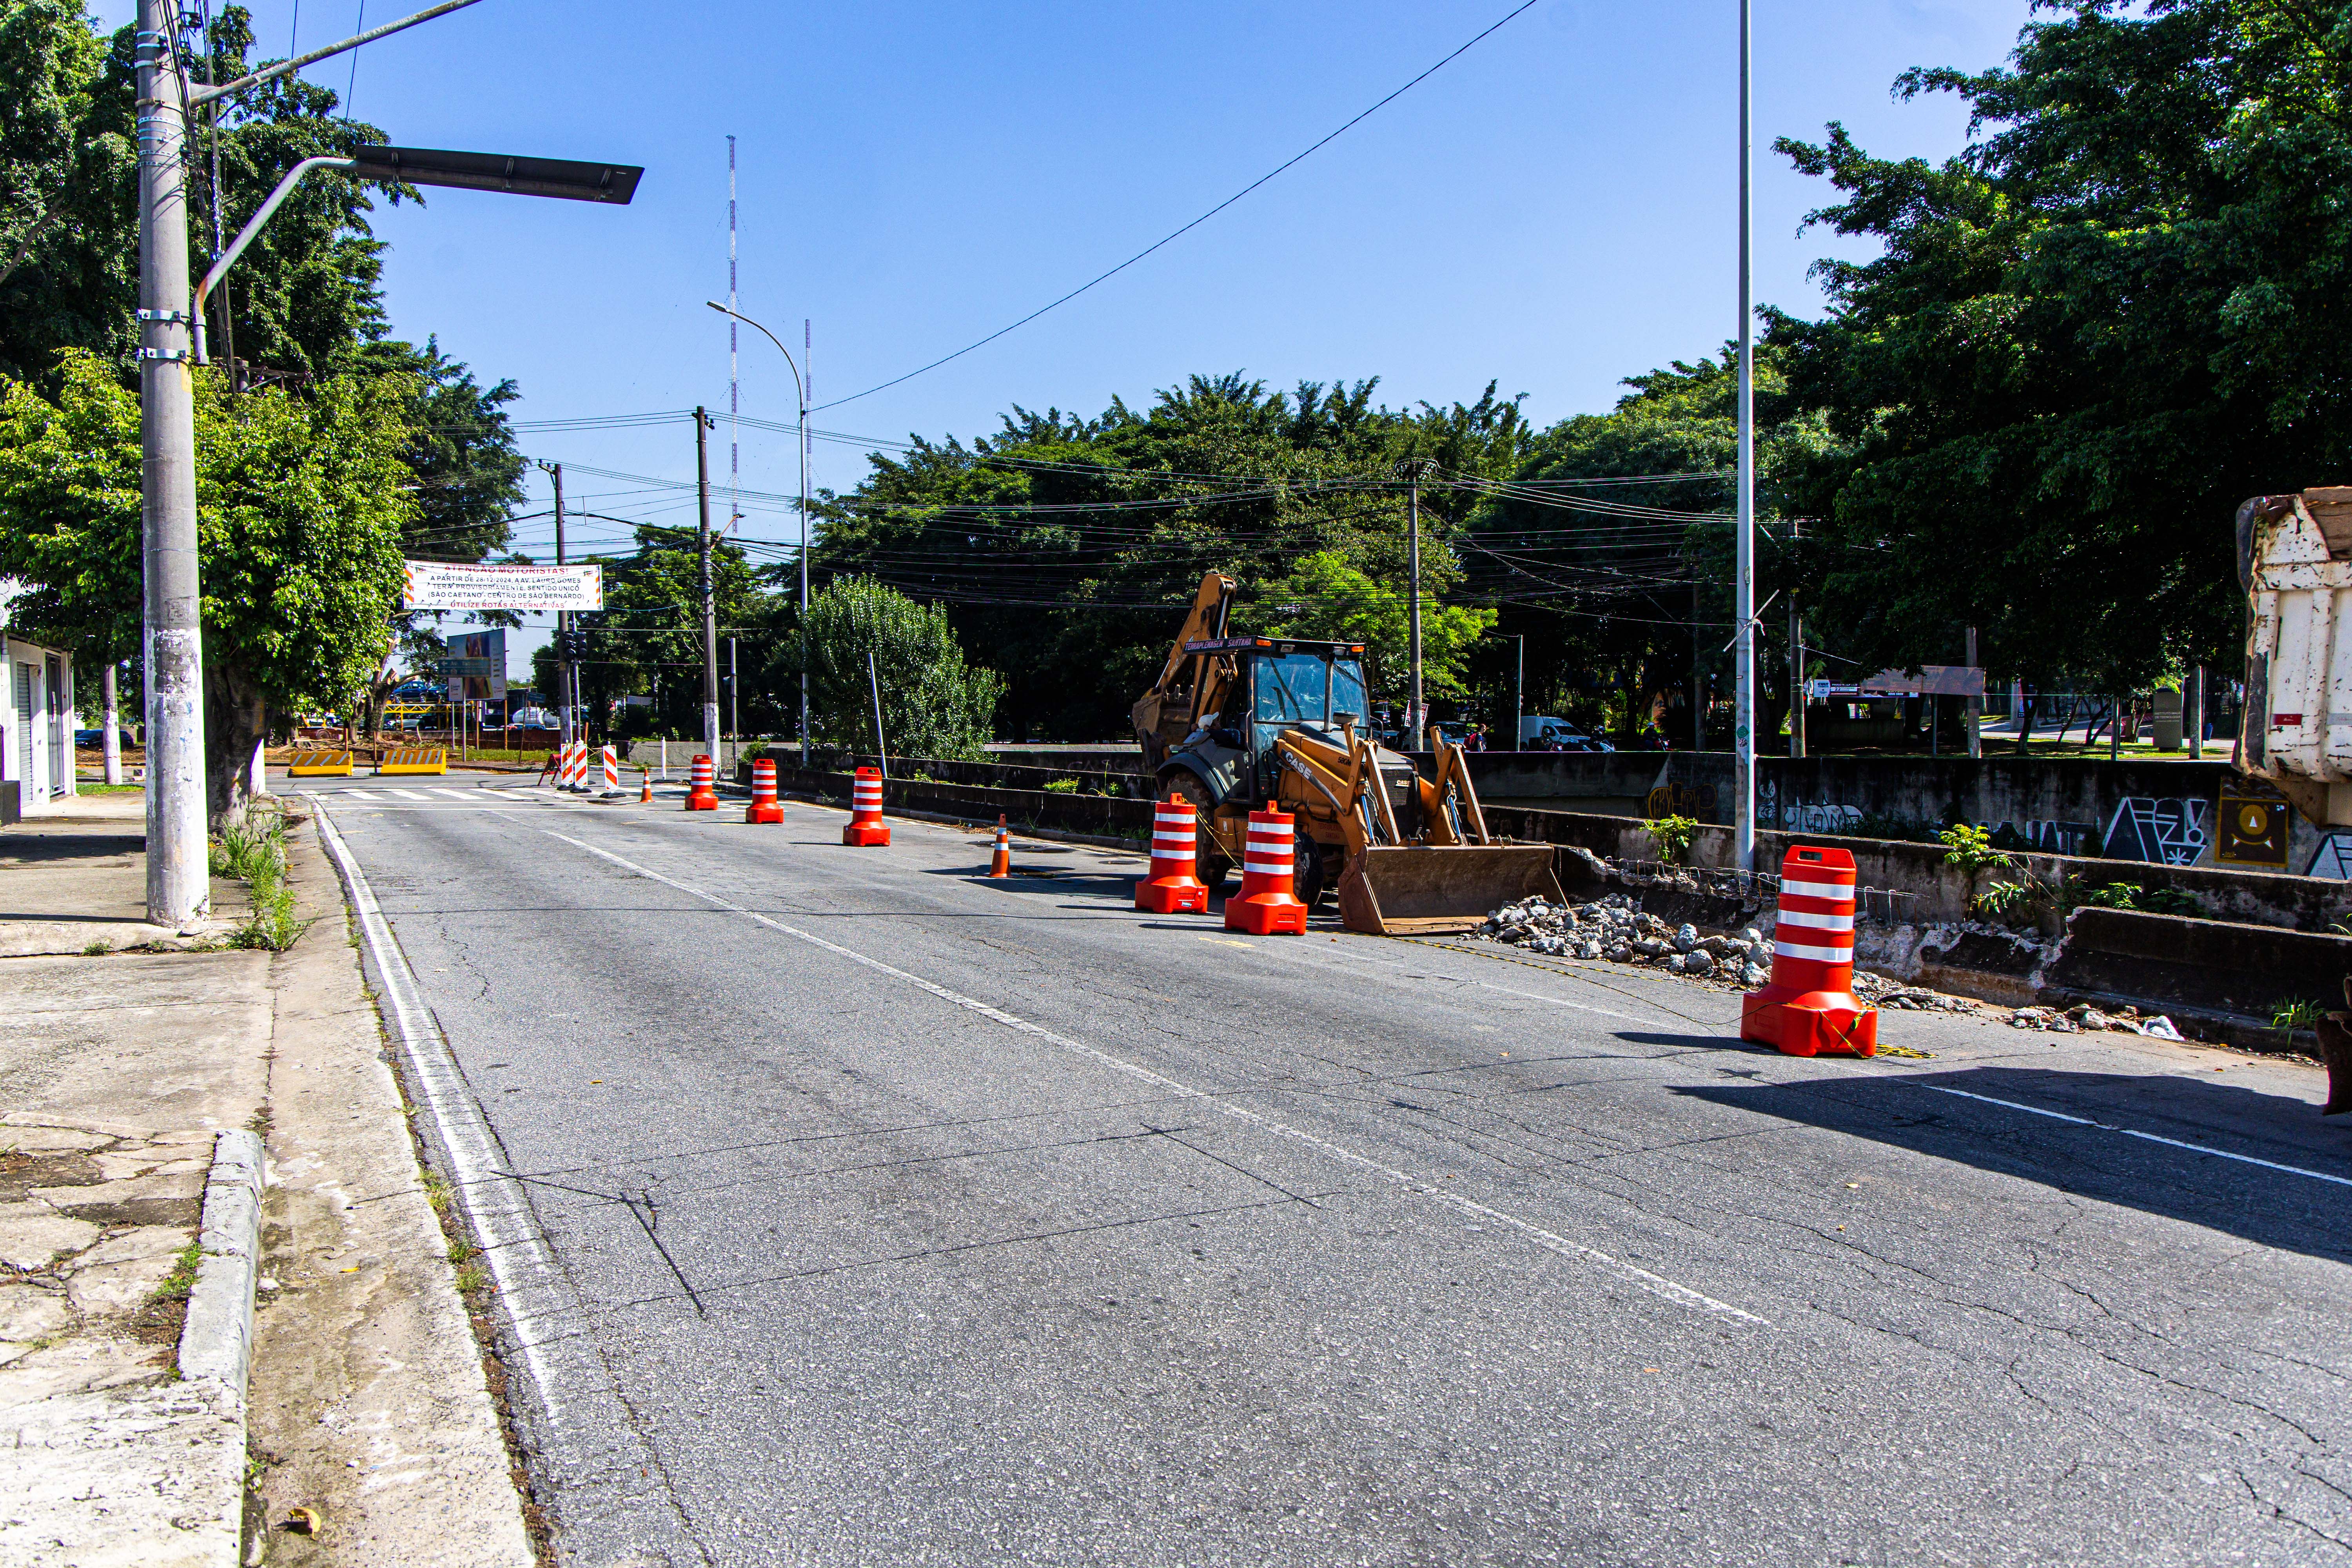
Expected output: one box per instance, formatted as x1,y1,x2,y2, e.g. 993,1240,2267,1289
403,561,603,612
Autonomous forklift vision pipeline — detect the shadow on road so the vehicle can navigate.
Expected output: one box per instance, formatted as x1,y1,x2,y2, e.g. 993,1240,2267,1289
1674,1064,2352,1261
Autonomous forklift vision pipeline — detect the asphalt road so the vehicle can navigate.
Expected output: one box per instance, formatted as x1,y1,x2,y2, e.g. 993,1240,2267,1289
296,773,2352,1568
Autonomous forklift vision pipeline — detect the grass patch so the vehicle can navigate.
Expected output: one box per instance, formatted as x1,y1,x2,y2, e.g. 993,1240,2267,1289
453,1261,491,1294
210,810,312,951
78,782,145,795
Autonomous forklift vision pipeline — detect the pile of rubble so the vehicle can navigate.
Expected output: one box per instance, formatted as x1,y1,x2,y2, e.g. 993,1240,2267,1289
2008,1002,2185,1040
1849,970,1977,1014
1476,895,1771,986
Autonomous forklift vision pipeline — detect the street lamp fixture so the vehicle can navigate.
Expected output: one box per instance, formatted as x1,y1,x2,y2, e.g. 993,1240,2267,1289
706,301,815,767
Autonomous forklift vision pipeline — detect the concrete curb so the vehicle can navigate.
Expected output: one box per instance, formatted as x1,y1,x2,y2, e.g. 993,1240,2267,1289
180,1127,265,1393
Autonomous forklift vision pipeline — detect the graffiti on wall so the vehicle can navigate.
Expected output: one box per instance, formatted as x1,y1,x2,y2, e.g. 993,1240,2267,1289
2308,831,2352,881
2099,797,2212,866
1987,820,2101,856
1755,778,1862,834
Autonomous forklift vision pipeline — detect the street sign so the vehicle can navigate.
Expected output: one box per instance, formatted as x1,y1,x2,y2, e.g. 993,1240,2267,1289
405,561,602,612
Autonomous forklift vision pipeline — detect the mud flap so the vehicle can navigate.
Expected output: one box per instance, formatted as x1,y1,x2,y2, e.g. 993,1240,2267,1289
1336,844,1565,936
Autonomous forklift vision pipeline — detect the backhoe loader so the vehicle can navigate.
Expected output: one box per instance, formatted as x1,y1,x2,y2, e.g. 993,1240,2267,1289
1132,571,1562,933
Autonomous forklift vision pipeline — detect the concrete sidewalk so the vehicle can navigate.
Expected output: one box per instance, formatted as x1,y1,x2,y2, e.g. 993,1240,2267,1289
0,809,531,1566
0,791,233,956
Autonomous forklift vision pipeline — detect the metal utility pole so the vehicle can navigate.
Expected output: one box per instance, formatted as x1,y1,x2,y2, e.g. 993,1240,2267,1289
728,635,738,744
540,461,574,748
1787,517,1804,758
1965,625,1982,759
1405,463,1426,746
695,408,721,766
1731,0,1759,871
1512,634,1524,753
2188,665,2205,760
136,0,207,927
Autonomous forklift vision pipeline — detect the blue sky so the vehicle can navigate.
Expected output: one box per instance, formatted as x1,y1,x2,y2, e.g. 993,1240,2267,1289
98,0,2036,680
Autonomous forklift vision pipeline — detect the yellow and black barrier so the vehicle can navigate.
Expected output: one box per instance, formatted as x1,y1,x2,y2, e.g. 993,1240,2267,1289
378,747,448,776
286,750,354,777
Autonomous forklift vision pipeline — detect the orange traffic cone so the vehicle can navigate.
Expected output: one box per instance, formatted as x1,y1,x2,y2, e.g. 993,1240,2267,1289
987,815,1011,878
639,770,653,804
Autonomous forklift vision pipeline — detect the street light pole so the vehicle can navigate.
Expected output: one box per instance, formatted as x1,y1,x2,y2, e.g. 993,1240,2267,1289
1732,0,1758,872
705,301,810,764
136,0,208,927
694,408,720,767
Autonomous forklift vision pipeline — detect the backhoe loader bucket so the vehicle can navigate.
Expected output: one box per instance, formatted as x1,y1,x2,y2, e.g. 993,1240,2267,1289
1336,844,1564,936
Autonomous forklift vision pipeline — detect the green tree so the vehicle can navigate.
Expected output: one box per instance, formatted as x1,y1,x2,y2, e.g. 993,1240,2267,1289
1,3,405,388
801,576,1003,760
1259,550,1495,706
1767,0,2351,691
813,374,1531,740
0,352,413,824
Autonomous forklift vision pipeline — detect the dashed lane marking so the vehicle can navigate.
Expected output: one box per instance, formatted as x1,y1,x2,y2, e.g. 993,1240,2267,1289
534,826,1771,1328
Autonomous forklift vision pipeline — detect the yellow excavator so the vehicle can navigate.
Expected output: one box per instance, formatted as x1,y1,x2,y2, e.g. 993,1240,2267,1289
1132,571,1562,933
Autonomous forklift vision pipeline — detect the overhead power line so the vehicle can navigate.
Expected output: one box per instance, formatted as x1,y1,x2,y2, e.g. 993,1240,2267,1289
811,0,1548,411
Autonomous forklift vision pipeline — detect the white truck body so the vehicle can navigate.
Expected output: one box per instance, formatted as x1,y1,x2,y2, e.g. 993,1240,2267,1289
2241,487,2352,827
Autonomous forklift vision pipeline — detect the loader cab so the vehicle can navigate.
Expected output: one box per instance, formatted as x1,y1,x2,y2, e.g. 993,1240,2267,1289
1209,638,1372,798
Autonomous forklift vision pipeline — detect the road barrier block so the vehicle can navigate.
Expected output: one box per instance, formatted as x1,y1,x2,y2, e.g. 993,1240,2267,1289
842,767,890,846
747,758,784,824
287,750,353,777
1225,803,1307,935
1740,844,1877,1057
1136,793,1209,914
378,747,447,776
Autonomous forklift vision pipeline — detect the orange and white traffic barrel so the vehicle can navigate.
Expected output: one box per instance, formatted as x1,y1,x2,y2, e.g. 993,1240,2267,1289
1224,802,1306,935
563,742,588,792
986,814,1011,877
746,757,784,824
1739,843,1877,1057
685,753,719,811
1136,792,1209,914
842,766,890,846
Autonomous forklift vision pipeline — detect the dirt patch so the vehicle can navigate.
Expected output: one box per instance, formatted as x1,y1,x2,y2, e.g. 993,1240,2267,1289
45,1195,200,1229
0,1150,103,1203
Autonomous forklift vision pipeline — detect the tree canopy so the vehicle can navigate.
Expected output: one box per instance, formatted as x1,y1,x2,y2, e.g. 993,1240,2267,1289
1767,0,2352,690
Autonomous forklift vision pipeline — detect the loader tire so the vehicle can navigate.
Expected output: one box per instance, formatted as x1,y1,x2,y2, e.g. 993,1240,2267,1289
1293,829,1327,910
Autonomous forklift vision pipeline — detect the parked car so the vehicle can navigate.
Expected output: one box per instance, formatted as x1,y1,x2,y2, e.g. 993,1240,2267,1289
1518,716,1613,752
73,727,134,750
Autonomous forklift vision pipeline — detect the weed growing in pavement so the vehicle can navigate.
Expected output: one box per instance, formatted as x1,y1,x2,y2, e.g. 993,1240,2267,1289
421,1171,452,1215
448,1239,478,1265
453,1262,491,1294
1043,777,1080,793
2275,997,2323,1034
80,939,109,956
1642,814,1699,864
211,810,312,951
153,1240,203,1303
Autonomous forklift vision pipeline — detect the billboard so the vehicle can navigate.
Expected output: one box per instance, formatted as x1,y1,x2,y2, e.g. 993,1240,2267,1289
443,630,508,704
405,561,603,612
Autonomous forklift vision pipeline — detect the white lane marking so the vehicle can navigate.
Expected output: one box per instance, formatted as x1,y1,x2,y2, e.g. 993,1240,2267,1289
342,788,380,800
387,788,431,801
1240,939,1674,1028
539,829,1768,1327
312,802,573,1410
1915,1085,2352,1190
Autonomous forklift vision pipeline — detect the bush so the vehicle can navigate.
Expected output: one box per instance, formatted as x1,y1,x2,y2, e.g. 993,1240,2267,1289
1643,814,1699,863
802,577,1004,760
1939,822,2015,876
